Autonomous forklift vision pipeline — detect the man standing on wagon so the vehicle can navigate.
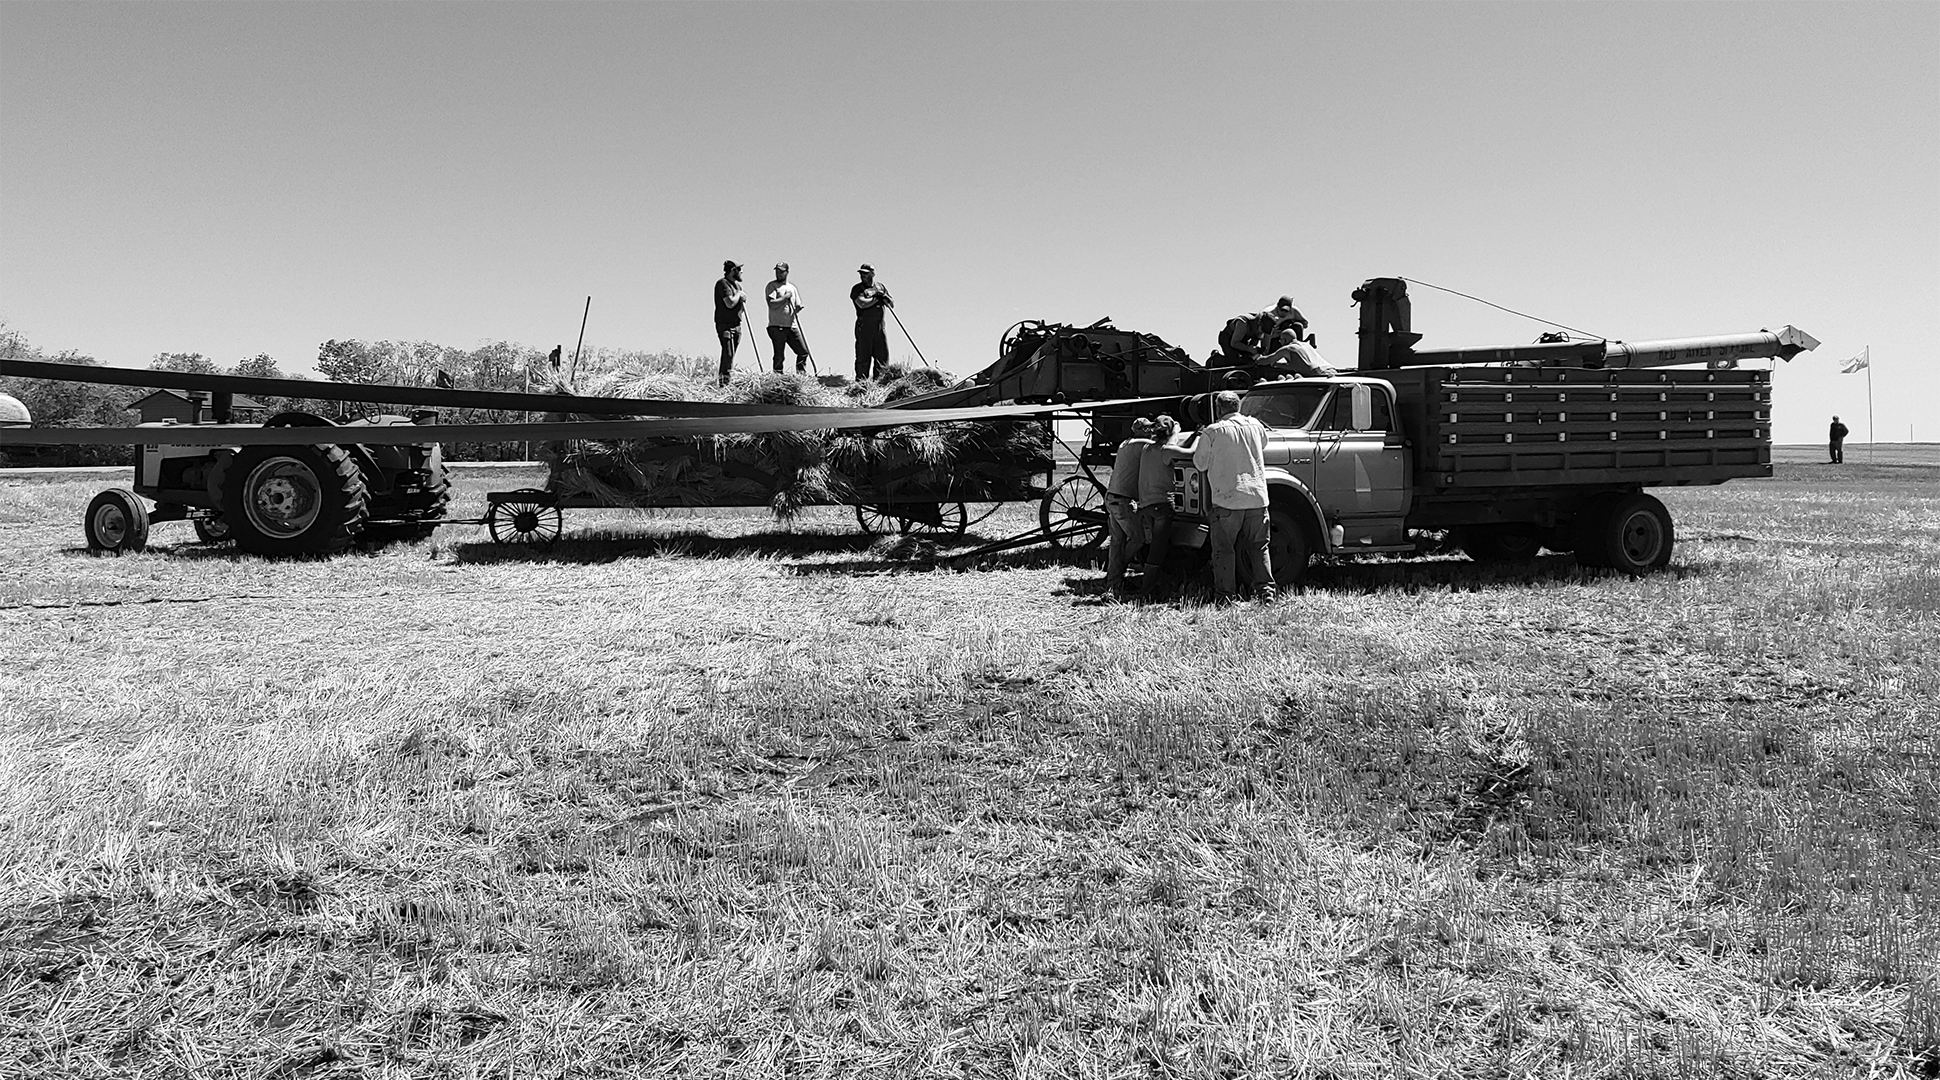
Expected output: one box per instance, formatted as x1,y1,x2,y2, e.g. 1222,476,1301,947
713,260,747,386
851,264,893,382
765,262,812,374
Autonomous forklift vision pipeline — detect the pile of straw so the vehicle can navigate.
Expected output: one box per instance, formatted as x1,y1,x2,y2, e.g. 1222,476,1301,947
540,369,1050,519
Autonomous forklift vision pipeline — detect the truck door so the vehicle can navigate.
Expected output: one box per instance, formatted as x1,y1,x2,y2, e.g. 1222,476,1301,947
1310,384,1410,545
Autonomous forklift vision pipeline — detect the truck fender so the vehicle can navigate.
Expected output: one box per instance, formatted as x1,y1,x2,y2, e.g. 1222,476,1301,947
1264,472,1330,553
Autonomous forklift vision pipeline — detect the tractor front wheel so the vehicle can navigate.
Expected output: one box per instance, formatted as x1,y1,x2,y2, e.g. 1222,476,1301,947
84,488,149,553
193,513,233,545
212,445,369,556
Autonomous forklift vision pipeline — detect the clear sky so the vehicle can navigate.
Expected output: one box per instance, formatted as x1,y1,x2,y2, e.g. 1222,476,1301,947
3,2,1934,444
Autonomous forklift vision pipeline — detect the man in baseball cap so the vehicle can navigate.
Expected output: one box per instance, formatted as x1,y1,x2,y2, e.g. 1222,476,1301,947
765,263,811,374
712,260,747,386
851,263,894,381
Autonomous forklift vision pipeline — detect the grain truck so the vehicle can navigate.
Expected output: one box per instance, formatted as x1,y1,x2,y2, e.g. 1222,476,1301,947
1158,278,1818,580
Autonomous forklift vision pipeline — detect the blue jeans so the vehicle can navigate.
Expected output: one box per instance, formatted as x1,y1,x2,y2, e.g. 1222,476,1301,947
1209,505,1273,599
1104,494,1141,584
717,327,740,385
768,325,810,372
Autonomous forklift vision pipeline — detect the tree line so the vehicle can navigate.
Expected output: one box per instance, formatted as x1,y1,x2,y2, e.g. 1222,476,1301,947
1,322,707,466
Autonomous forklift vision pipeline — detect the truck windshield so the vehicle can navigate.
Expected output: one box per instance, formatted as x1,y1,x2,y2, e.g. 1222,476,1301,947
1240,385,1331,430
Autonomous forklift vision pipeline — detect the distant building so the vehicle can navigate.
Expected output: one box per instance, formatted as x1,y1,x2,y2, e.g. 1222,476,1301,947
125,389,267,425
0,392,28,427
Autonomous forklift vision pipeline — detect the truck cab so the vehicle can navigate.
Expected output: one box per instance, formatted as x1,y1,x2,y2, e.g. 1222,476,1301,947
1166,377,1417,577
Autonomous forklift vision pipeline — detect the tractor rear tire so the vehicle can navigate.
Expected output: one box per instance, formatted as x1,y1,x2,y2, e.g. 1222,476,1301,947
1268,503,1311,590
212,444,369,556
84,488,149,553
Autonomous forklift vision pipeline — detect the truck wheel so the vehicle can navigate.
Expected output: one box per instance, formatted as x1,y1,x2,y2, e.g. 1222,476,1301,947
1459,524,1543,562
84,489,149,553
1600,493,1674,575
1269,504,1311,588
212,445,369,556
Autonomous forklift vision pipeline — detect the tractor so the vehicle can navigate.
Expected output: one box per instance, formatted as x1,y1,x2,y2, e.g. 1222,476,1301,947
83,393,449,556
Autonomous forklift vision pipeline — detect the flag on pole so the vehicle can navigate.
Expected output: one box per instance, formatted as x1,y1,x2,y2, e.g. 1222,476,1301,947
1839,352,1869,373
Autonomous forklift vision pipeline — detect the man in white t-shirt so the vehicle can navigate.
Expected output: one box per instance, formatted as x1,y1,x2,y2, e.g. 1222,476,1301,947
1191,391,1275,602
765,262,811,374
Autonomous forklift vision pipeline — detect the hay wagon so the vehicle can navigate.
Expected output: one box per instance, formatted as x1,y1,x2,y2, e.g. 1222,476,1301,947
475,420,1110,551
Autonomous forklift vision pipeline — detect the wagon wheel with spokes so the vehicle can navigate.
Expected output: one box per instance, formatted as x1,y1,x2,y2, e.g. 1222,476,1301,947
855,504,905,536
488,494,564,547
1040,475,1107,550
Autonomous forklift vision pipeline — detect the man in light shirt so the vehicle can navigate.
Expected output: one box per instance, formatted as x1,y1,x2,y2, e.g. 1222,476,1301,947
1260,328,1338,378
1103,417,1156,594
765,262,812,374
1191,391,1275,602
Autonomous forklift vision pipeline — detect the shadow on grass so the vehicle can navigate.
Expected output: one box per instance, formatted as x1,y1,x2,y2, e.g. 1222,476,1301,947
1054,552,1709,605
444,527,998,566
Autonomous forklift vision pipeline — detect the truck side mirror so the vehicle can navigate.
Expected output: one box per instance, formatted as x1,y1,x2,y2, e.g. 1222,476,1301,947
1351,384,1373,431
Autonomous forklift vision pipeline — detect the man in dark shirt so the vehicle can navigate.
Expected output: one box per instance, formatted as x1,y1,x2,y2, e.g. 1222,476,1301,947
1215,296,1304,367
713,260,747,386
851,264,893,382
1829,416,1849,463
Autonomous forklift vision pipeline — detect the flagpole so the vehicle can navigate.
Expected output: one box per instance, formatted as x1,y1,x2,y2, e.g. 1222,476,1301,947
1866,345,1874,462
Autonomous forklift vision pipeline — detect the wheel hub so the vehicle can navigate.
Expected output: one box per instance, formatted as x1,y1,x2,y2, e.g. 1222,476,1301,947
244,458,324,538
513,510,539,532
1620,513,1661,562
93,506,126,546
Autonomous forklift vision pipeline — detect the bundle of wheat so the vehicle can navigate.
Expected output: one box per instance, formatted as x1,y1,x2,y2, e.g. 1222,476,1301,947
542,369,1049,517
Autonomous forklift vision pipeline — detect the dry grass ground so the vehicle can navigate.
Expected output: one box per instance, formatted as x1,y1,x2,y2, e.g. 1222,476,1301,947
1,451,1936,1078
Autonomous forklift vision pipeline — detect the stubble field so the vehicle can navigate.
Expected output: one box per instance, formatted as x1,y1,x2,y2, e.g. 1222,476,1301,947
1,448,1936,1078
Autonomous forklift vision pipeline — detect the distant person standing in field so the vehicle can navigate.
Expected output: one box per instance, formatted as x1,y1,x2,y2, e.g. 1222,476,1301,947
1192,390,1275,602
765,262,811,374
1135,414,1181,597
1103,418,1156,594
713,260,747,386
851,264,893,382
1829,416,1849,463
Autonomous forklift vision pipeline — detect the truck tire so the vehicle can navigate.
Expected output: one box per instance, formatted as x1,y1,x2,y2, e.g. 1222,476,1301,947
212,445,369,556
84,488,149,553
1268,503,1311,589
1458,524,1543,562
1600,492,1674,575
